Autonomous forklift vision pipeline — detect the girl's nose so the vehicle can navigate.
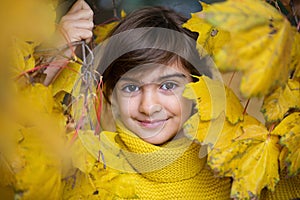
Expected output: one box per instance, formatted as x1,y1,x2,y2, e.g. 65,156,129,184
138,87,162,116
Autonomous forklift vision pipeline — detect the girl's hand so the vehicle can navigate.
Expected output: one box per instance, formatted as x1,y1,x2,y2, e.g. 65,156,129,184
43,0,94,85
59,0,94,43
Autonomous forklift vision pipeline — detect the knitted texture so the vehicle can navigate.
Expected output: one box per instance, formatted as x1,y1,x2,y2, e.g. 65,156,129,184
260,170,300,200
114,124,232,199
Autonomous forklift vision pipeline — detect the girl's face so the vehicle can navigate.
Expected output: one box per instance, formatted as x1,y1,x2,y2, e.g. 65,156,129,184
112,62,194,145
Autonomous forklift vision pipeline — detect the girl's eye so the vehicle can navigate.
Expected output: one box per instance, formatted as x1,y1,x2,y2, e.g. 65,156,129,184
160,82,177,90
122,84,140,93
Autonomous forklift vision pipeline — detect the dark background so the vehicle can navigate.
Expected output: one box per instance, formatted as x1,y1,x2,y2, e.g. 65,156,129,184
56,0,223,25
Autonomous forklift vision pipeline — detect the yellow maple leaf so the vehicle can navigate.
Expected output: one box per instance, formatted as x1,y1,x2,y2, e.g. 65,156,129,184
200,0,295,97
262,79,300,123
214,115,262,150
230,135,280,199
183,112,226,149
183,75,226,121
208,123,280,199
183,76,244,123
272,112,300,176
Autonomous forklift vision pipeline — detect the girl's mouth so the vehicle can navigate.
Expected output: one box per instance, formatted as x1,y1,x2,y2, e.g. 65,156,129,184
138,119,168,129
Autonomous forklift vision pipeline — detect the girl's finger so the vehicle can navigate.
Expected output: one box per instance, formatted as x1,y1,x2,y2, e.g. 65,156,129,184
66,29,93,42
68,0,91,14
62,9,93,21
68,20,94,30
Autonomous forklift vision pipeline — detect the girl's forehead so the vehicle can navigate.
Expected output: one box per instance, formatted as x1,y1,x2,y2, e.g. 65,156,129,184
121,63,190,82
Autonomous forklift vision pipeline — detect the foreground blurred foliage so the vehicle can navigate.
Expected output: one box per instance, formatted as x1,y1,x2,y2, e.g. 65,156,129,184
0,0,299,199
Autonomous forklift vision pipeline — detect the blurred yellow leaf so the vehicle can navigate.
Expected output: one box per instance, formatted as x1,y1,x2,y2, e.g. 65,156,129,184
200,0,295,97
262,79,300,123
18,83,54,115
201,0,283,32
94,21,119,44
182,12,230,56
272,112,300,176
10,38,36,78
68,130,97,174
7,0,56,43
4,82,67,199
13,127,63,200
78,130,100,160
272,112,300,136
279,146,289,171
121,9,127,18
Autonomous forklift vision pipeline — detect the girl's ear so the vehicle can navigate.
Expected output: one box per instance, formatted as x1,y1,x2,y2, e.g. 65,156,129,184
110,93,120,118
101,98,116,132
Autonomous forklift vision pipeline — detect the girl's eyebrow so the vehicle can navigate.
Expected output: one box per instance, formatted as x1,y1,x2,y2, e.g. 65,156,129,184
119,73,187,83
157,73,187,82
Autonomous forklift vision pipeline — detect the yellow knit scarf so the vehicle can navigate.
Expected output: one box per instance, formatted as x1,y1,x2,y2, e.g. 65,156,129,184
104,122,232,199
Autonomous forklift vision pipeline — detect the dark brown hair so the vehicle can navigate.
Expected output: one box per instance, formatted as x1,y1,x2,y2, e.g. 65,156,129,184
97,6,211,104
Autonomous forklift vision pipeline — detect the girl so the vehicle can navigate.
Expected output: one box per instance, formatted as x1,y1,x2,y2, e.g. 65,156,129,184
95,6,232,199
64,6,300,200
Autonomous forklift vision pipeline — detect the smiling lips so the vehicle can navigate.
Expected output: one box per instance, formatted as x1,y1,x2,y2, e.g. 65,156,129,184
138,119,168,129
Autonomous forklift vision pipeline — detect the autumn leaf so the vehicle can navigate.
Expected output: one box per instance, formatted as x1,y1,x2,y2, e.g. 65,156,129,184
94,10,127,44
183,112,226,148
225,87,244,124
182,4,230,56
63,163,137,199
67,130,97,174
272,112,300,176
4,83,68,199
51,61,82,96
290,32,300,78
0,120,22,187
94,21,119,44
201,0,283,32
230,135,280,199
13,127,63,200
200,0,295,97
183,76,243,123
262,79,300,123
18,83,54,114
8,0,57,43
10,38,36,78
183,76,226,121
208,124,280,199
214,115,262,150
